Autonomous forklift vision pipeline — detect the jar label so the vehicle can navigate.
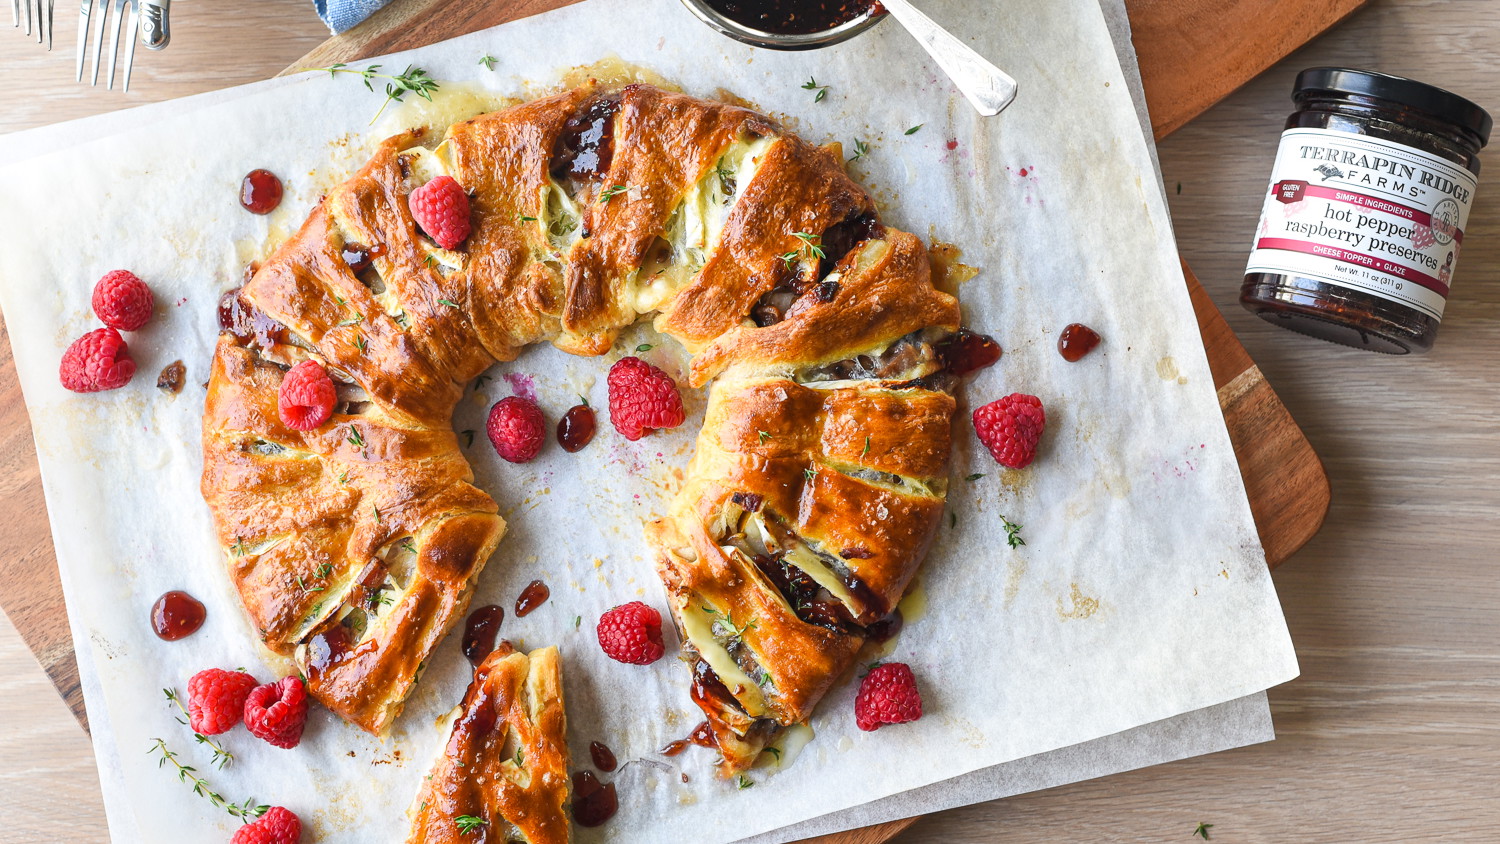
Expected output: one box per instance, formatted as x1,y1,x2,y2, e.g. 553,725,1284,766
1246,127,1477,320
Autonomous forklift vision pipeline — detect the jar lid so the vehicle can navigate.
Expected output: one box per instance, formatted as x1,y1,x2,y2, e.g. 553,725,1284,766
1295,67,1492,148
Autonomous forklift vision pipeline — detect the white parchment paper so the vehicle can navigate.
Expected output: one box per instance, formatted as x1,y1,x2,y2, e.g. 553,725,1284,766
0,0,1299,842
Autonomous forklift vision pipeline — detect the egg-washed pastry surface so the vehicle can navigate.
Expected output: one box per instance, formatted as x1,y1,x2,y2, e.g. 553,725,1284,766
200,81,962,769
406,645,570,844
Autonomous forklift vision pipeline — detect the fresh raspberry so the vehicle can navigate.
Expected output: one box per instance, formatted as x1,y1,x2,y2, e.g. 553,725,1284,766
596,601,666,665
972,393,1046,469
59,327,135,393
277,360,337,431
231,806,302,844
243,676,309,749
186,669,258,736
854,662,923,732
486,396,546,463
409,175,471,250
91,269,155,331
606,356,685,441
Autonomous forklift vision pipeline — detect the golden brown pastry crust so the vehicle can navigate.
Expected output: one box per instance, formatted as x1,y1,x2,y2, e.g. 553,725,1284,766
200,80,961,776
406,646,570,844
201,337,503,733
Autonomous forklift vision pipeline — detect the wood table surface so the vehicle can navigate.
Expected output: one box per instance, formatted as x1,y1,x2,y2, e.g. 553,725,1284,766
2,0,1497,840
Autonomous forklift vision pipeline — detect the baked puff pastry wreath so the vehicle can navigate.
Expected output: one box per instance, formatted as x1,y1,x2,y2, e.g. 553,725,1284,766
202,81,964,771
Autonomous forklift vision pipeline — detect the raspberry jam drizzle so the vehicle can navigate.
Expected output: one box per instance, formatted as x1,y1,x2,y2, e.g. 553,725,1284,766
938,329,1002,376
240,169,284,215
864,608,904,643
461,605,505,666
551,94,621,183
557,404,597,452
341,242,387,273
660,721,718,757
589,741,618,773
571,770,618,827
514,580,550,617
218,287,288,350
448,688,500,753
305,624,357,681
150,591,205,641
1058,323,1102,362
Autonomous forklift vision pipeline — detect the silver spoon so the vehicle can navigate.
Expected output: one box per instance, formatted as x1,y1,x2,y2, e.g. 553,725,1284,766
879,0,1018,116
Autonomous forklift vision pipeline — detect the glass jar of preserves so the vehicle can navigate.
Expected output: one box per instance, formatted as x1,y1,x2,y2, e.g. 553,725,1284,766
1242,68,1491,354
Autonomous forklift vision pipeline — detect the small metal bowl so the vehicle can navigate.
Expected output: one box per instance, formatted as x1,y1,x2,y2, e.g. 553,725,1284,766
677,0,887,51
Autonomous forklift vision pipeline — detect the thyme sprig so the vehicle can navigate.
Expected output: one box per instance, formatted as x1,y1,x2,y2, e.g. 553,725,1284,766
303,63,441,125
703,605,755,641
149,738,267,821
455,814,487,834
791,231,827,259
163,689,234,769
801,77,830,103
848,138,871,162
783,231,827,267
1001,515,1025,549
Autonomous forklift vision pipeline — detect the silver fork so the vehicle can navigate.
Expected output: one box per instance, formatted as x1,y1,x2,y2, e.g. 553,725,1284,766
75,0,170,92
13,0,56,49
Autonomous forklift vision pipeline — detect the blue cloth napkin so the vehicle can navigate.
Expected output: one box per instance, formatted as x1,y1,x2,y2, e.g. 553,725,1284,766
314,0,394,34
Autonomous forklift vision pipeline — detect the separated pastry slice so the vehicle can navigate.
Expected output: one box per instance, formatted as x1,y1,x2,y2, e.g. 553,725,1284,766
406,645,571,844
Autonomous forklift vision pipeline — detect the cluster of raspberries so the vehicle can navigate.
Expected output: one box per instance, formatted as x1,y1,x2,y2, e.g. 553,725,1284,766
186,668,308,749
484,356,686,462
58,270,155,392
182,668,309,842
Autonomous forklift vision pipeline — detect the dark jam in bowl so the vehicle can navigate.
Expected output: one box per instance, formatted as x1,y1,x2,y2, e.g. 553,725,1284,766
462,605,505,666
151,591,206,641
705,0,881,35
571,770,618,827
240,169,284,215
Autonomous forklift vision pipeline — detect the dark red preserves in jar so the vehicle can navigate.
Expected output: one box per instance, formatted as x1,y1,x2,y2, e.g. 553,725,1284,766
1242,68,1491,354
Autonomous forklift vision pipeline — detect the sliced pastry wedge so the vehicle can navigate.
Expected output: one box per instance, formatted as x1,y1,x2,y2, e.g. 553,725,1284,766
406,645,571,844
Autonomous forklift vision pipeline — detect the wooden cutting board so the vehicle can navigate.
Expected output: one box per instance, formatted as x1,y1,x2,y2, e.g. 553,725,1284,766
0,0,1356,840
